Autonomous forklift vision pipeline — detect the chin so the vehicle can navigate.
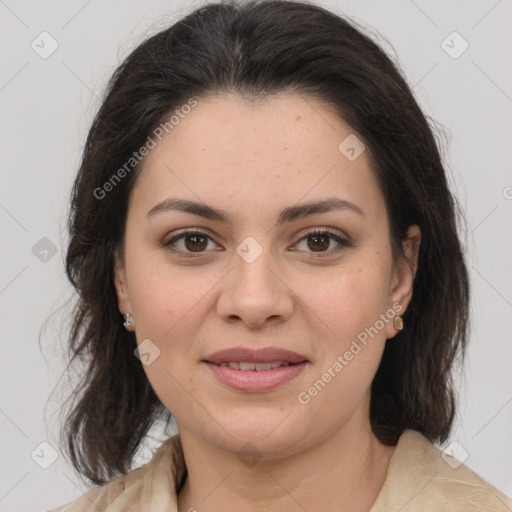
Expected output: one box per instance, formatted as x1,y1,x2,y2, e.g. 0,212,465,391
202,412,310,456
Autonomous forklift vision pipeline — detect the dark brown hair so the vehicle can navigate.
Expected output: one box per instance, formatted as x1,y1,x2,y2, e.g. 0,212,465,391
60,0,469,485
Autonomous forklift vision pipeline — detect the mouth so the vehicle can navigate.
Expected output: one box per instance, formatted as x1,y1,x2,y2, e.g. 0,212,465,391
204,346,308,365
208,360,304,371
203,347,309,392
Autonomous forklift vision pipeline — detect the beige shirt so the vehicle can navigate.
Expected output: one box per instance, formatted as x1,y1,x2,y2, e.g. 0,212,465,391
48,429,512,511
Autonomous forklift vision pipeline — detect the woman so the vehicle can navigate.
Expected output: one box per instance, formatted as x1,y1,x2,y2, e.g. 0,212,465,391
49,0,512,510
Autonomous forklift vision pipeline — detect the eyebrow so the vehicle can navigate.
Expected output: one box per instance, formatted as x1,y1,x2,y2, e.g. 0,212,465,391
146,197,364,225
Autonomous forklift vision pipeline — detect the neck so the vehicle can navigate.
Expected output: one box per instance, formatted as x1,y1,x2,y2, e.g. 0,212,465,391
177,415,395,512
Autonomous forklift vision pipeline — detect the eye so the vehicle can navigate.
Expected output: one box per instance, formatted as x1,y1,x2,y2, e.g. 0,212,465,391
292,228,351,257
162,229,218,258
162,227,351,258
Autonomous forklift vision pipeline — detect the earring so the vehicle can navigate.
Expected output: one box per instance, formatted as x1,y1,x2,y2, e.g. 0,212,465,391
123,312,134,330
393,316,403,331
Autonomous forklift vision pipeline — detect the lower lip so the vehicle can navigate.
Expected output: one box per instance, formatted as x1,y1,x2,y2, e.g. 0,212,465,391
204,361,308,392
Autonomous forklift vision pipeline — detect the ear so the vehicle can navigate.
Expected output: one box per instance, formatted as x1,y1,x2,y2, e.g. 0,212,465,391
113,248,133,317
385,224,421,339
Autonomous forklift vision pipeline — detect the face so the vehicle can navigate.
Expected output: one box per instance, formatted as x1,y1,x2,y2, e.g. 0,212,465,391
114,93,420,458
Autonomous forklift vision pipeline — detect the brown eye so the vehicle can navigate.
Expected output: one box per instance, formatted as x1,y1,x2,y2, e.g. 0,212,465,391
307,233,330,252
183,233,209,252
163,230,217,257
163,227,350,259
294,228,351,256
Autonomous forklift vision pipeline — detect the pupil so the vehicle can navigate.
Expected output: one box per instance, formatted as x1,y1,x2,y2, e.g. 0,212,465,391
308,235,328,251
186,235,207,252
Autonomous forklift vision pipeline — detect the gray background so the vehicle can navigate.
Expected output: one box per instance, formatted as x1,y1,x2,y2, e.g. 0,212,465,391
0,0,511,510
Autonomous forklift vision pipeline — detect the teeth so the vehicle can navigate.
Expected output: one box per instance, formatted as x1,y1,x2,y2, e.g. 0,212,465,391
255,362,272,371
217,361,292,371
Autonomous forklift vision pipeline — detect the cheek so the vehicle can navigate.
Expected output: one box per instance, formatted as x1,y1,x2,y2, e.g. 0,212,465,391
128,254,195,331
295,258,392,343
127,256,221,377
295,265,390,423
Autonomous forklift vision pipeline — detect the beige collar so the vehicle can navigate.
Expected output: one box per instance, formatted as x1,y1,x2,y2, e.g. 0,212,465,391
129,429,512,511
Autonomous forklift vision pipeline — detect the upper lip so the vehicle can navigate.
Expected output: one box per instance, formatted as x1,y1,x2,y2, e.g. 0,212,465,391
204,347,308,364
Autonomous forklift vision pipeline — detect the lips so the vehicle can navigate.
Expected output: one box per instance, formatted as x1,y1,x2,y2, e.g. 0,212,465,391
203,347,309,391
204,347,308,365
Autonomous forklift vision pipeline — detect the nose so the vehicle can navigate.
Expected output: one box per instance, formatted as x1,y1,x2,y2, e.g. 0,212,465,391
216,247,294,330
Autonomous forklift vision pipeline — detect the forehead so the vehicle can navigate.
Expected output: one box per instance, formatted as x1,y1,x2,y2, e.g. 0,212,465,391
130,93,385,221
153,93,351,162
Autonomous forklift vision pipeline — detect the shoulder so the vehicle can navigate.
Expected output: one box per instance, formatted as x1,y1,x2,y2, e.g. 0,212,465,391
46,435,185,512
373,429,512,511
46,464,148,512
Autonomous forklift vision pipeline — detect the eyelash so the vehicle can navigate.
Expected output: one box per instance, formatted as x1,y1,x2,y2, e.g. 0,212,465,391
162,228,351,259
